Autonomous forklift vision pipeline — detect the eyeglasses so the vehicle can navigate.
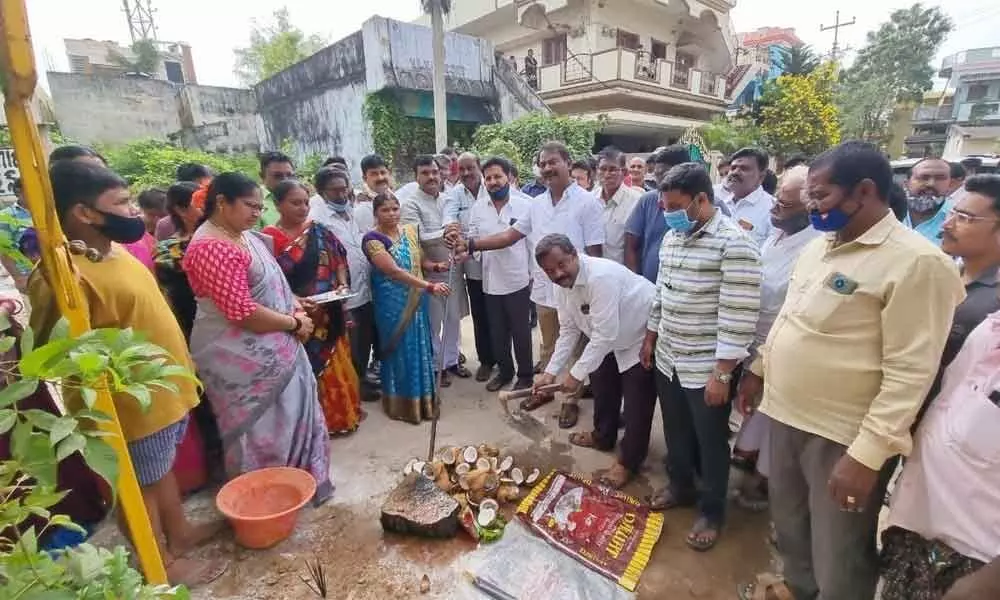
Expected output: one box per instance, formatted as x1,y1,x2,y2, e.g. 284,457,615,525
946,208,1000,226
241,199,264,213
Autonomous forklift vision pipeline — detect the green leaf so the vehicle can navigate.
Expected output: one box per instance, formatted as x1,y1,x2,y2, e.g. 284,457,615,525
22,408,58,431
0,377,39,409
47,513,87,535
122,385,152,411
0,335,15,353
56,432,88,461
0,408,16,434
10,419,33,458
72,351,109,375
24,487,68,509
21,434,58,486
83,437,119,492
19,338,78,377
19,324,34,355
49,416,78,445
81,387,98,409
50,317,71,341
73,409,113,424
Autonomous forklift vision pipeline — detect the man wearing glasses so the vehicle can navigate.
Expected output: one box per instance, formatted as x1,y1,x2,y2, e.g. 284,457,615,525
594,147,642,265
258,151,296,228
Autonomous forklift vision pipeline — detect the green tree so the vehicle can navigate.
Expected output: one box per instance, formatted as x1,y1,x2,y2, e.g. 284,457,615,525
699,115,761,156
107,39,161,75
102,140,259,191
776,45,820,76
838,3,952,145
470,113,604,179
758,62,841,158
233,8,326,86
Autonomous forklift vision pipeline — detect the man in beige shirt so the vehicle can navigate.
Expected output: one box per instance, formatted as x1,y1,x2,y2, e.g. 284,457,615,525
737,142,965,600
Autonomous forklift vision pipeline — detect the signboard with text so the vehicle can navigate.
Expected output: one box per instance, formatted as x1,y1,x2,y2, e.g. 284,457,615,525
0,148,19,199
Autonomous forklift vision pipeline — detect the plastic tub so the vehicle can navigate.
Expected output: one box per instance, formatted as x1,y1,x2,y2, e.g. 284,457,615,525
215,467,316,549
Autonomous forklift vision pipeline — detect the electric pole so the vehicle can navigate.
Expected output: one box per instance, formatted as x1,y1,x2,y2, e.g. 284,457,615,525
820,11,856,60
429,0,448,151
122,0,158,42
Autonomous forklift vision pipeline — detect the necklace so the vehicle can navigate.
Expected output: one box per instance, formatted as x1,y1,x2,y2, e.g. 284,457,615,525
207,219,244,244
68,240,110,262
276,221,308,240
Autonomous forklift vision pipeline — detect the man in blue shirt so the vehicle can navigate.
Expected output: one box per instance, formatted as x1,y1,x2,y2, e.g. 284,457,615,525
904,157,953,246
624,145,694,282
0,179,35,291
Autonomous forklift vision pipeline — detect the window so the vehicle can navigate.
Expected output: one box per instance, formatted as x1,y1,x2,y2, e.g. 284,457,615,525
164,61,185,84
966,83,989,102
617,30,640,50
651,40,667,61
542,34,567,66
69,54,89,74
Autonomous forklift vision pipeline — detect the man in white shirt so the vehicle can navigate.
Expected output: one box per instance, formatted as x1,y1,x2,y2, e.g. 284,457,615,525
725,147,776,246
355,154,393,233
593,147,641,265
466,157,534,392
308,167,379,400
443,152,496,382
732,165,820,504
401,155,471,387
447,141,605,427
533,234,657,489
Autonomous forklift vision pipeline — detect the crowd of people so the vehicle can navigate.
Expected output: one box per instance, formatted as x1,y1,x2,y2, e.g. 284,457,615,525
0,136,998,598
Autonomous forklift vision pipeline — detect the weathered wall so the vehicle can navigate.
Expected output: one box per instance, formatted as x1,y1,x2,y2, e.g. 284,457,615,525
48,72,182,145
254,31,371,176
175,85,259,153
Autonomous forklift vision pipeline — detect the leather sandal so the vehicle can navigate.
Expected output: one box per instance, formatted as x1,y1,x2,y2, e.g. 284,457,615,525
558,402,579,429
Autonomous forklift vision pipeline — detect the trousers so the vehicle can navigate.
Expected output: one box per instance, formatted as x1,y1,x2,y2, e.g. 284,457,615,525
485,285,533,379
466,278,495,368
590,354,656,472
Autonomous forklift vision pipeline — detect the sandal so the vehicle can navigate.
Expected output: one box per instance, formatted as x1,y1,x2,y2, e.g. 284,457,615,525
519,392,554,412
558,402,579,429
598,463,632,489
568,430,612,451
685,516,720,552
647,487,697,511
737,573,794,600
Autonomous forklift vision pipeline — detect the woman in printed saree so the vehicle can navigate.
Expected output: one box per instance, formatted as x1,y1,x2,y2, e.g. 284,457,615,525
262,180,361,435
182,172,333,505
362,192,451,424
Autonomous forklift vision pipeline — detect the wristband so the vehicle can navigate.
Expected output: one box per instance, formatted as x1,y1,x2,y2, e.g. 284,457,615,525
467,237,476,254
290,315,302,333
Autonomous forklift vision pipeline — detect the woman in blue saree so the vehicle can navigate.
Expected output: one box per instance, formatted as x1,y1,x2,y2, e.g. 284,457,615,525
362,192,451,424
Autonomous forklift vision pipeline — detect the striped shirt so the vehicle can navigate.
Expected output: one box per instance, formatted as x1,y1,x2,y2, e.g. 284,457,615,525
647,209,762,389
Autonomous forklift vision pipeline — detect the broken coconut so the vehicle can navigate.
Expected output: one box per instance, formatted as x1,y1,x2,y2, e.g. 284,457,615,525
510,467,525,486
403,458,419,476
438,446,460,466
496,484,521,503
475,457,491,472
380,473,460,538
477,506,497,528
455,463,471,476
498,455,514,473
462,446,479,464
525,468,541,485
477,444,500,458
459,469,499,493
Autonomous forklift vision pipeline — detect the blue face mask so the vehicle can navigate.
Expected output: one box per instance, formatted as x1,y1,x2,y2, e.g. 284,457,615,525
328,198,350,213
488,184,510,201
809,205,856,232
663,201,696,233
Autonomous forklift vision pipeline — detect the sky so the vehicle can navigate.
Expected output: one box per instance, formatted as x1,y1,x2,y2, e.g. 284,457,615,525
24,0,1000,91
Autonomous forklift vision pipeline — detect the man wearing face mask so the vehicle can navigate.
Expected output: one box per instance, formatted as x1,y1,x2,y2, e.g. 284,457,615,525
520,151,548,198
442,152,496,383
309,167,378,400
641,162,761,552
736,142,964,600
402,156,471,387
905,157,954,246
465,157,534,392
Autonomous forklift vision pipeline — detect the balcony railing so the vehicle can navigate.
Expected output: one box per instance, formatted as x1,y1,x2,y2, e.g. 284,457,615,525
536,47,727,103
912,105,955,121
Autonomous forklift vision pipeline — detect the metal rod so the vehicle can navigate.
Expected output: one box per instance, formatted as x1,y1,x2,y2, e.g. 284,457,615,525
426,247,458,462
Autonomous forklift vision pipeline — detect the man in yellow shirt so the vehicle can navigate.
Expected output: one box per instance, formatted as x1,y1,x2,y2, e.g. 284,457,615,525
29,158,227,587
737,142,965,600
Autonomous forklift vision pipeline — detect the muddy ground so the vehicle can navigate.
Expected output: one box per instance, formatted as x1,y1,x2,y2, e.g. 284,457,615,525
161,322,773,599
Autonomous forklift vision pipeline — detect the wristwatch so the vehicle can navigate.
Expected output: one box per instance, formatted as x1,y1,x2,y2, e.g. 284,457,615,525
714,369,734,384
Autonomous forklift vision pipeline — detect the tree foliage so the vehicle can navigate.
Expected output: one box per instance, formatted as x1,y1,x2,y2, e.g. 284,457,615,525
233,8,326,86
471,113,604,179
107,40,161,75
776,45,820,76
102,140,259,191
758,62,841,158
699,116,761,156
838,3,952,145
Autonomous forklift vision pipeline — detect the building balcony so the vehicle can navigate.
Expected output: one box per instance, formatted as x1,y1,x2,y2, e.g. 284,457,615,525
535,48,728,106
911,105,955,123
940,47,1000,79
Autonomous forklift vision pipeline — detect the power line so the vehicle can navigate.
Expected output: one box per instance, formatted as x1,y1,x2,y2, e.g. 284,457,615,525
820,11,856,60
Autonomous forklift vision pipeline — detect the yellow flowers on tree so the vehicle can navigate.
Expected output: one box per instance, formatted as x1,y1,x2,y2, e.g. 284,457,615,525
758,62,841,158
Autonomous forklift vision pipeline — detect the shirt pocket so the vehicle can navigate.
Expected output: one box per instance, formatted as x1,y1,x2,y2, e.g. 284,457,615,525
945,390,1000,464
792,281,871,334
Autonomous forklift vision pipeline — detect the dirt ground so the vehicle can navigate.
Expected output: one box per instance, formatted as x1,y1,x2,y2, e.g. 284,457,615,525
168,321,774,599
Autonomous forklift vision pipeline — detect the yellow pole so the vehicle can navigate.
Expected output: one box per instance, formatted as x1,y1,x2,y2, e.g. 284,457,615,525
0,0,167,584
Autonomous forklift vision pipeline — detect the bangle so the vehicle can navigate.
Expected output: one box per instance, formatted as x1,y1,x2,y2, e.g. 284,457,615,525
425,281,435,293
467,237,476,254
290,315,302,333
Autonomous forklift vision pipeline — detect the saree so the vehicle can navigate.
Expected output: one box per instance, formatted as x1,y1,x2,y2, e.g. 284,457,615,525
263,222,361,434
186,229,333,503
362,224,437,424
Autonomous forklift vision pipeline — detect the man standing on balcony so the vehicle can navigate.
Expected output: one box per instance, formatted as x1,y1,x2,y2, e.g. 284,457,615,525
723,147,775,246
594,147,642,265
523,48,538,89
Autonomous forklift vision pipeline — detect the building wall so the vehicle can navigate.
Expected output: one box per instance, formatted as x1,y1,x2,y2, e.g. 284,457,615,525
48,72,182,144
954,79,1000,122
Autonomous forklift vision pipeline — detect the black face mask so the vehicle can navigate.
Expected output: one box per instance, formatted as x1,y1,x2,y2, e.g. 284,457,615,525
93,209,147,244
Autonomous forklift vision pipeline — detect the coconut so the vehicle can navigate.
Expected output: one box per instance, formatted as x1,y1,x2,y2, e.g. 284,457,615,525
461,468,499,493
462,446,479,464
455,463,471,476
468,487,488,505
479,498,499,513
439,447,460,466
477,507,497,527
510,467,525,486
403,458,418,476
476,457,491,471
413,461,427,477
525,468,541,485
477,444,500,458
496,485,521,503
498,455,514,473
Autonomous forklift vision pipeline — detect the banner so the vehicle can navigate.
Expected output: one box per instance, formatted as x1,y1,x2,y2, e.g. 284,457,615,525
0,148,20,199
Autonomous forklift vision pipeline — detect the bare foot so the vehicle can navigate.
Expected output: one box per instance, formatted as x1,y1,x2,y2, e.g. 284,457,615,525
168,519,227,556
166,556,229,588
